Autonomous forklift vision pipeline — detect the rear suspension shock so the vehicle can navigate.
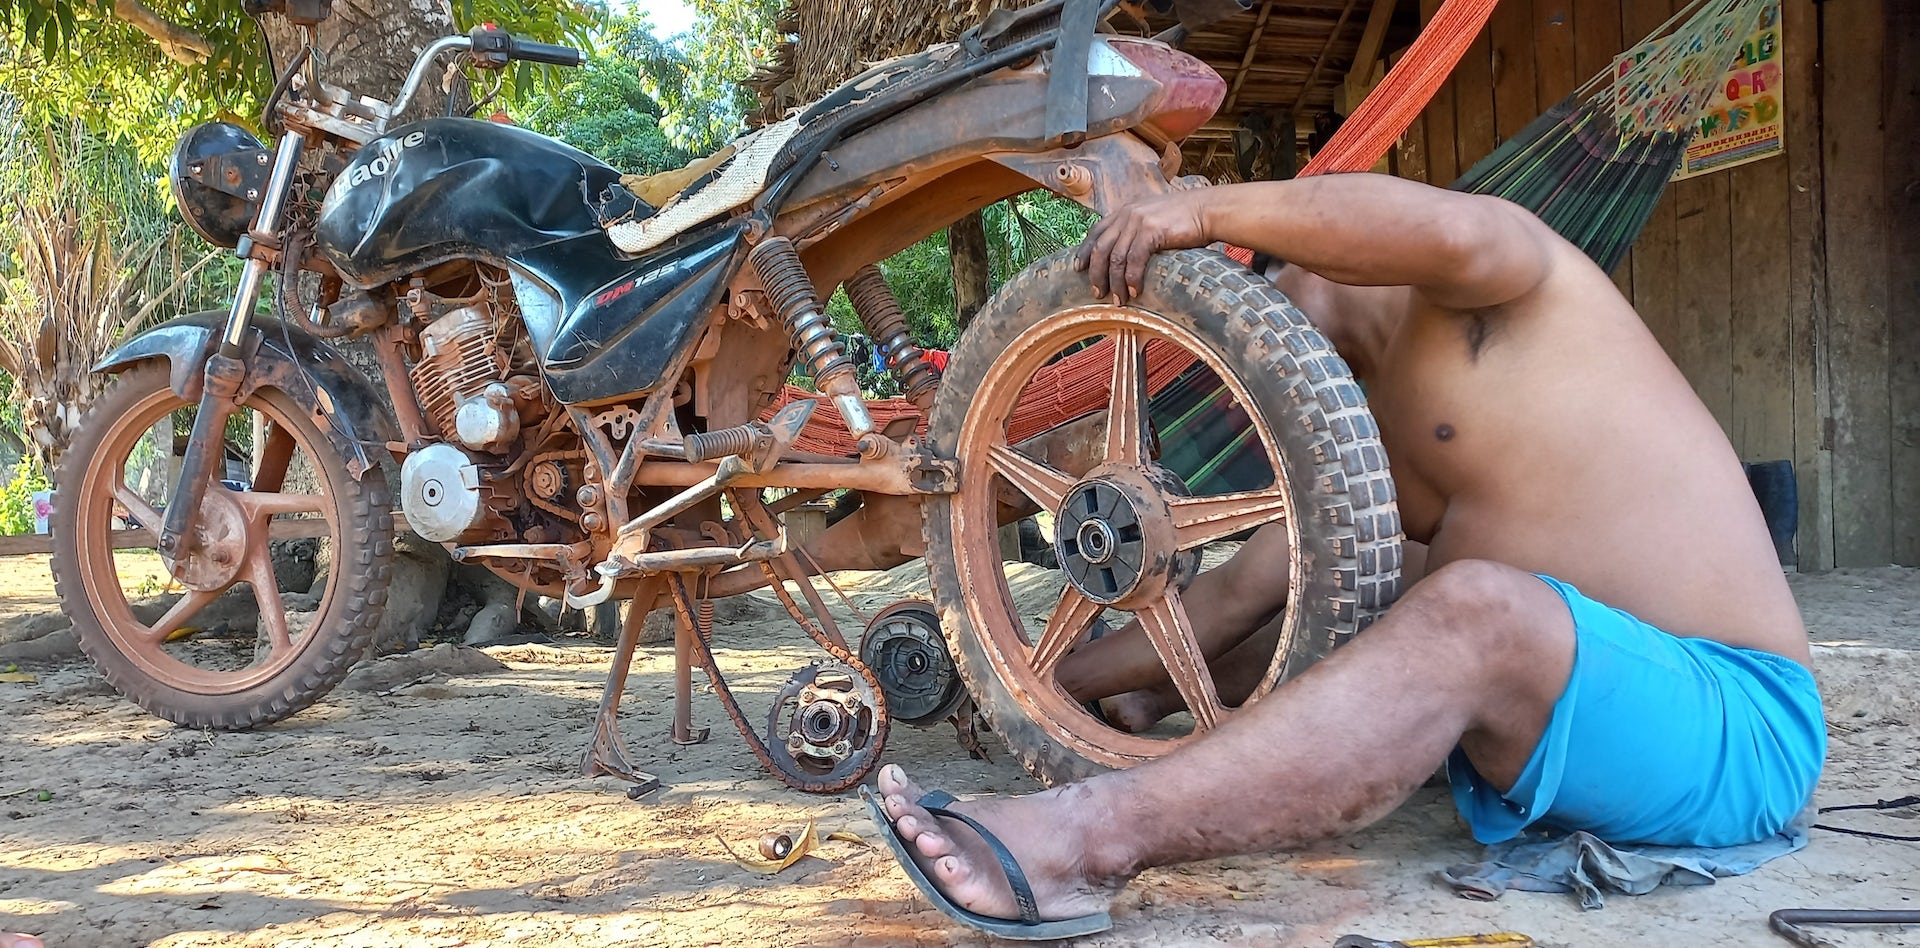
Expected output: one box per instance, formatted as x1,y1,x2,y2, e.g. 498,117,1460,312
751,237,887,457
846,265,939,412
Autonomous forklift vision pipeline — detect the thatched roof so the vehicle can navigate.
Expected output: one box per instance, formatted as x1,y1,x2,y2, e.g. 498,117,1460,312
748,0,1423,180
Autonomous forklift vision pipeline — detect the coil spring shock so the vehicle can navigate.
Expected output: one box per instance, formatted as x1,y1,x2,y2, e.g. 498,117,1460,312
751,237,886,457
846,265,939,411
684,424,761,463
752,237,855,391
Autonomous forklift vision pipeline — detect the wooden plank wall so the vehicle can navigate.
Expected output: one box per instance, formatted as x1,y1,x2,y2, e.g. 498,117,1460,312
1395,0,1916,568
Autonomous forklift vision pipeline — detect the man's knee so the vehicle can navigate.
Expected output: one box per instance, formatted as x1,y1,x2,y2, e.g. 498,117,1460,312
1403,559,1570,656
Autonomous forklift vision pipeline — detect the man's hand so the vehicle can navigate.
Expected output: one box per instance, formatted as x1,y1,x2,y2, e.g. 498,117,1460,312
1073,190,1212,304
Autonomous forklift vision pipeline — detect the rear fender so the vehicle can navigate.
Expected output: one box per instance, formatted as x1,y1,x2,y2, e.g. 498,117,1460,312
94,312,400,479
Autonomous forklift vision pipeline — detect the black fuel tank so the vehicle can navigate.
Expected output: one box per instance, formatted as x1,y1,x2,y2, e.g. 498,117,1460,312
316,117,645,289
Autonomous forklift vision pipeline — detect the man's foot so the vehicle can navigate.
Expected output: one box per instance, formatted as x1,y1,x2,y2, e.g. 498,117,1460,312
1097,684,1179,733
1,934,44,948
875,764,1126,922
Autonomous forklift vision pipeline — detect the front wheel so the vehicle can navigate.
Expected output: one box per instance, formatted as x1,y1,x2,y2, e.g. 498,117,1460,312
923,249,1401,785
51,362,395,729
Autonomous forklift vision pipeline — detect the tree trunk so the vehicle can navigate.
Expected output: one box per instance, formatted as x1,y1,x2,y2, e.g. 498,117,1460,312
949,209,991,331
264,2,456,114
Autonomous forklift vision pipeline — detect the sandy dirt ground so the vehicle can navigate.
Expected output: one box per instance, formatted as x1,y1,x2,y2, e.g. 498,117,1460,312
0,553,1917,948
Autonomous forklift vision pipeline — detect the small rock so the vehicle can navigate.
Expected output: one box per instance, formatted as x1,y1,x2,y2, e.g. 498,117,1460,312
0,629,80,662
268,537,321,594
371,534,452,653
0,612,72,645
461,602,520,647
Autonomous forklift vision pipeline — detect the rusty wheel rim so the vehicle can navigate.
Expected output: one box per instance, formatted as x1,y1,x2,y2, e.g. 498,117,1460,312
74,383,344,694
952,306,1302,764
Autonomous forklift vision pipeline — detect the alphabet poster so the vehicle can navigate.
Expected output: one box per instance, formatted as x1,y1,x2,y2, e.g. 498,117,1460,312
1675,0,1785,179
1611,0,1785,180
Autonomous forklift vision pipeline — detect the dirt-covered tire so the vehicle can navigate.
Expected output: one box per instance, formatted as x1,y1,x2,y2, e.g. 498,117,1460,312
923,248,1401,786
50,361,395,729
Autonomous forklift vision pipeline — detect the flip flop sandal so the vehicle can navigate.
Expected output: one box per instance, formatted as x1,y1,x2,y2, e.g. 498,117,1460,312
861,785,1112,940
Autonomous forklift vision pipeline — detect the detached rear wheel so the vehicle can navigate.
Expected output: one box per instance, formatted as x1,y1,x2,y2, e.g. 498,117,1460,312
51,362,394,729
924,249,1401,785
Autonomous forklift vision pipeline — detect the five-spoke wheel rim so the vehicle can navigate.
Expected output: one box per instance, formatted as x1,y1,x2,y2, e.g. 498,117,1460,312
73,383,345,694
950,305,1304,763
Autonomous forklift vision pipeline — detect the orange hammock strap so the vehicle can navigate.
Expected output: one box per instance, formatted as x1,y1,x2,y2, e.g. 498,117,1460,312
1226,0,1501,267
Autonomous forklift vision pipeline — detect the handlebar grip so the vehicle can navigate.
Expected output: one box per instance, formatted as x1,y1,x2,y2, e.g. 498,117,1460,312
511,39,584,67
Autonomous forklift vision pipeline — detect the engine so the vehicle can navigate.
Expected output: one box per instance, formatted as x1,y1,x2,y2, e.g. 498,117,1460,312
400,296,548,543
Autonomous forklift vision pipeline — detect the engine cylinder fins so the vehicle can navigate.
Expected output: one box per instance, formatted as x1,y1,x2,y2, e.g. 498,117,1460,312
750,237,855,390
859,600,967,726
765,661,886,785
846,265,940,409
411,302,510,443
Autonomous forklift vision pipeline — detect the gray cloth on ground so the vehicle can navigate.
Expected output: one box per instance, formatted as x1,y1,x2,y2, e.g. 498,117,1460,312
1439,811,1810,910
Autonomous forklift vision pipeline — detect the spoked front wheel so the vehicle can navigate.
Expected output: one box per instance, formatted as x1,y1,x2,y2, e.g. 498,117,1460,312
51,362,394,728
923,249,1401,785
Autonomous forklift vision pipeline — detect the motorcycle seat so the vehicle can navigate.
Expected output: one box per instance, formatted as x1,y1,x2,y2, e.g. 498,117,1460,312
603,116,801,254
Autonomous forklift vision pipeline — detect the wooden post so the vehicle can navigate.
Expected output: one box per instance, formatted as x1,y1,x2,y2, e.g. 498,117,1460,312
950,209,991,331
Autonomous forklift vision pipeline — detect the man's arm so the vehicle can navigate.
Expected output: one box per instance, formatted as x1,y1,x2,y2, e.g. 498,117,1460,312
1074,174,1555,310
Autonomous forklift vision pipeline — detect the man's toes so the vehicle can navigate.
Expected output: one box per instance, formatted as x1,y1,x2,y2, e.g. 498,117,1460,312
877,763,927,802
934,854,975,891
902,818,954,859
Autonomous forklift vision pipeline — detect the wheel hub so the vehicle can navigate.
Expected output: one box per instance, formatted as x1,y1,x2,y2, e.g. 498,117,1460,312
164,486,248,592
859,601,965,725
1055,474,1176,606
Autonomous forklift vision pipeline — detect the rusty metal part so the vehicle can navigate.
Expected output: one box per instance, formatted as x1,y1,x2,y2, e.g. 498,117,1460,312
372,323,433,446
940,310,1298,768
159,351,245,557
581,578,667,792
601,535,784,577
528,457,569,501
629,457,920,494
860,600,966,725
845,265,939,411
664,574,889,793
948,696,993,761
684,423,765,464
734,490,846,649
705,492,927,599
757,832,795,861
767,661,884,786
1769,910,1920,948
672,597,711,746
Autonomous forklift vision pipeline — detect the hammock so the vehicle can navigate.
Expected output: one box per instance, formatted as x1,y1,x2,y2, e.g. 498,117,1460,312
775,0,1770,471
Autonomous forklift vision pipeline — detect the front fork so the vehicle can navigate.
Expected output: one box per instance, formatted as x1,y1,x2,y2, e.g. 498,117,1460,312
157,132,309,558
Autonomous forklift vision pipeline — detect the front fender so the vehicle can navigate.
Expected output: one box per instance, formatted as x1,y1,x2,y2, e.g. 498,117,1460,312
94,312,400,479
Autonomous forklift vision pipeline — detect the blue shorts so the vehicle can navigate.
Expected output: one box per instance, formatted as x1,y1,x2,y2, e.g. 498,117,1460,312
1448,574,1826,848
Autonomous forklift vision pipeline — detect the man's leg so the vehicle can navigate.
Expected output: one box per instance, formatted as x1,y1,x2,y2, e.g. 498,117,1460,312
1057,525,1292,703
879,559,1575,922
1101,539,1433,731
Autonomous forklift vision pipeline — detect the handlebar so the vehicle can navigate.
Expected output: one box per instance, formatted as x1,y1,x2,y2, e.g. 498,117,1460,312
386,27,583,123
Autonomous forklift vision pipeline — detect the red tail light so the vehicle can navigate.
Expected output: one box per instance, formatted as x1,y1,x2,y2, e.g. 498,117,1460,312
1106,38,1226,143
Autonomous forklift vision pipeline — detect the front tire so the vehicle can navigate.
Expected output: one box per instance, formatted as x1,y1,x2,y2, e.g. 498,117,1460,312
923,249,1401,785
51,362,395,729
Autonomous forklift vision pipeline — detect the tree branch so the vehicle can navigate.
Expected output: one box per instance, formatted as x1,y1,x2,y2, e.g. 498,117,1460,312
111,0,213,66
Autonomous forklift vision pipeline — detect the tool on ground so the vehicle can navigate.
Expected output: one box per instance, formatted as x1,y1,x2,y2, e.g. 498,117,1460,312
1769,909,1920,948
1334,934,1534,948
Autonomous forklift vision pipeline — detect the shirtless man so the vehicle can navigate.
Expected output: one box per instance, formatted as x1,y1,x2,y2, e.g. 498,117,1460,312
869,173,1825,938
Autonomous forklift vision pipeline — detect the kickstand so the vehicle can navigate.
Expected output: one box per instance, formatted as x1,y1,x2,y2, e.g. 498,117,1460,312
670,588,711,746
581,581,664,796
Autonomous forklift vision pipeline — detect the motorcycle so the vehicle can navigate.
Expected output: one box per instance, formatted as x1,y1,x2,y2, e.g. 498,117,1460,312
52,0,1400,793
